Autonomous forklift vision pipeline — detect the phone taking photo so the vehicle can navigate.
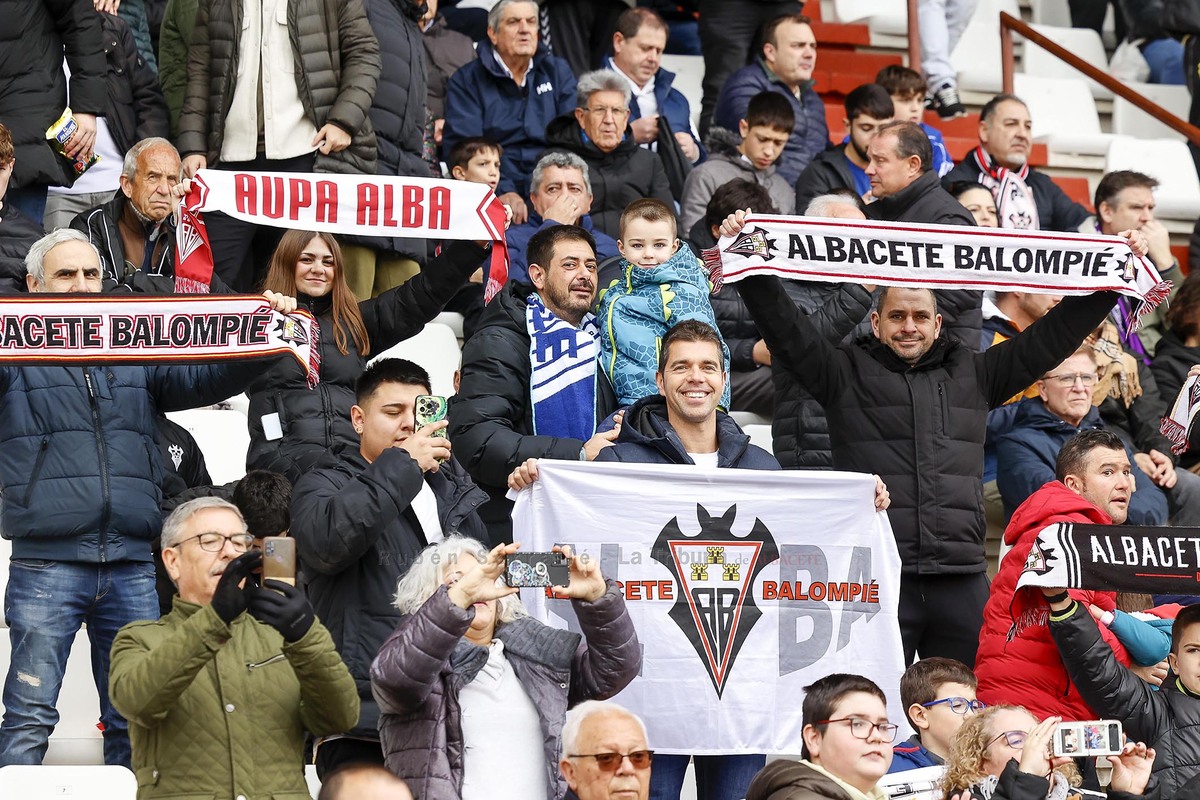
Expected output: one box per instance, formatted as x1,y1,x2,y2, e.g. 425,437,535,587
505,551,570,588
1052,720,1122,758
262,536,296,587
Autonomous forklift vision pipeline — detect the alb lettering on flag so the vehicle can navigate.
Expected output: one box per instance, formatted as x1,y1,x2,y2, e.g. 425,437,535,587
175,170,511,301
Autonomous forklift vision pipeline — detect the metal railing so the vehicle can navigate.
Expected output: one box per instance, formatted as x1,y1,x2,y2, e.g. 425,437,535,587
999,11,1200,147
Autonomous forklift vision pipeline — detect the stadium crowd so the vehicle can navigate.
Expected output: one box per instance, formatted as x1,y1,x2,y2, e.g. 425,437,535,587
4,0,1200,799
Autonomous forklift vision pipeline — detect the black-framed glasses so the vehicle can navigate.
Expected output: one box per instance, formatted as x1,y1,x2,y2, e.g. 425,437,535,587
922,697,987,716
815,717,900,743
989,730,1028,749
567,750,654,771
171,532,255,553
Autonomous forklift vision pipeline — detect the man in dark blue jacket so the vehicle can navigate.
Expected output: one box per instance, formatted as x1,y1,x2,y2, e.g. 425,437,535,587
442,0,576,220
605,7,703,165
0,228,292,769
712,13,827,186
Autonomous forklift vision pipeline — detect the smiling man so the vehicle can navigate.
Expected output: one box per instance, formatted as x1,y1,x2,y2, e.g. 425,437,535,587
976,429,1142,725
290,357,488,777
942,94,1093,232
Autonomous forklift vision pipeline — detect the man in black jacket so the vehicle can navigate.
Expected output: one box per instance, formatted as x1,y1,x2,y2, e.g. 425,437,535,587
291,357,489,777
794,83,893,213
866,120,982,349
725,208,1145,666
450,224,620,544
942,94,1094,233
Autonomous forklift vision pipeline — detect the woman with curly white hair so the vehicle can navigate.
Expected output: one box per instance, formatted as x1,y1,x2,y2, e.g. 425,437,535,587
370,536,640,800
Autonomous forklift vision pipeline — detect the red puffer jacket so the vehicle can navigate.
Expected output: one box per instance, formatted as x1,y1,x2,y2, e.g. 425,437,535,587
976,481,1131,720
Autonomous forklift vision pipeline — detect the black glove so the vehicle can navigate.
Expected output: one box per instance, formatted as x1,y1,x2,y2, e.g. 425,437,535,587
210,551,262,625
249,580,316,643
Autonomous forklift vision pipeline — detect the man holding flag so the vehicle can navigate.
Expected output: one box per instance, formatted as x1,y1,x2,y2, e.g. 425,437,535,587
0,229,298,769
721,208,1149,667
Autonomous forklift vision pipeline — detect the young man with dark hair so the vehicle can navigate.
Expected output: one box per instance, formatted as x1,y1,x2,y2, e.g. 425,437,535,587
890,657,981,773
746,674,895,799
451,223,620,542
795,83,894,212
712,13,827,185
233,470,293,544
681,91,796,231
291,358,489,777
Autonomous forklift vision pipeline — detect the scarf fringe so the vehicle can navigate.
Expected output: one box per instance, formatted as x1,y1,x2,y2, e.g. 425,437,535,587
702,246,725,293
1161,416,1189,455
173,276,211,295
1132,279,1173,330
306,319,321,390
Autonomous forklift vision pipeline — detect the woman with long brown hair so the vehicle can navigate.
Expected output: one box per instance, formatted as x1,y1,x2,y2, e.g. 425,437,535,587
245,230,490,479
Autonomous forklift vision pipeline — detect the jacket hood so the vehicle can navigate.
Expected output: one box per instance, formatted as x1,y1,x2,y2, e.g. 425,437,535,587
858,331,954,373
1004,480,1113,546
617,395,752,465
476,280,536,336
747,760,860,800
704,127,743,159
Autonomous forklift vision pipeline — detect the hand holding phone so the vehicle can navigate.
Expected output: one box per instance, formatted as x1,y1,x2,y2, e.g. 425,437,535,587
505,551,569,588
1053,720,1123,758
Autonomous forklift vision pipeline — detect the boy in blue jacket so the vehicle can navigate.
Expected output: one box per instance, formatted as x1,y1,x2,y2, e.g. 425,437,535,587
890,657,982,773
597,198,730,408
876,66,954,178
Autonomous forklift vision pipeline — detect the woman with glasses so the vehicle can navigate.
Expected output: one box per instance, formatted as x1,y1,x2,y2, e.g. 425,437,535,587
369,536,640,800
941,706,1081,800
747,673,896,800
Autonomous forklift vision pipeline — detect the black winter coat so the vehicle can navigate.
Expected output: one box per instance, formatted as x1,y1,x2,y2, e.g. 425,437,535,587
1,0,106,191
596,395,780,469
1164,0,1200,36
1051,600,1200,795
422,14,475,123
1152,329,1200,468
244,240,486,480
292,444,488,739
543,115,677,239
0,206,43,294
98,12,169,157
738,274,1118,574
177,0,381,174
793,146,856,215
866,170,983,348
363,0,426,180
448,282,618,541
942,157,1092,233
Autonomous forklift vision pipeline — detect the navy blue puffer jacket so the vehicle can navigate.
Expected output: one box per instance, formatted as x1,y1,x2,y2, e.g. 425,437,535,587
0,362,264,562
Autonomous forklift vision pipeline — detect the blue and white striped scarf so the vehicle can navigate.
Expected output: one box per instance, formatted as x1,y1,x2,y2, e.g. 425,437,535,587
526,293,599,441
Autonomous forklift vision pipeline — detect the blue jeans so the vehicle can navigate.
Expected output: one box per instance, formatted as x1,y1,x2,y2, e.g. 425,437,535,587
1143,38,1186,85
650,754,767,800
0,559,158,767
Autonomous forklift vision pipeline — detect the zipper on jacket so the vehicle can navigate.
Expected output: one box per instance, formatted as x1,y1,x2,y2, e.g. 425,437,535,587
85,370,113,561
246,653,287,670
23,437,50,506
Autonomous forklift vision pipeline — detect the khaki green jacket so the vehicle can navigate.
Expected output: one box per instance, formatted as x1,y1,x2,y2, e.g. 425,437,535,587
110,598,359,799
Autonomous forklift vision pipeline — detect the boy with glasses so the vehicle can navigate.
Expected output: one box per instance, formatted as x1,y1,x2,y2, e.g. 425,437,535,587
747,673,895,800
889,657,983,774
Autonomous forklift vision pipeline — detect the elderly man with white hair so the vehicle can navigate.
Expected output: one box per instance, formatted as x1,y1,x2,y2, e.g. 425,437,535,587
544,69,677,238
370,535,641,800
0,229,296,769
561,701,653,800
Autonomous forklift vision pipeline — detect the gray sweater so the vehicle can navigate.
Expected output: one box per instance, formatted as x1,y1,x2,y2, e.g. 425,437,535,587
680,128,796,231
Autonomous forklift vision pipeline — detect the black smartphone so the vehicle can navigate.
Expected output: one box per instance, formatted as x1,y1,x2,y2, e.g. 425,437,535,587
505,551,570,588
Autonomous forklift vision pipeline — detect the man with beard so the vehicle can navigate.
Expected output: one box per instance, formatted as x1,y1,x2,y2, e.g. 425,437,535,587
794,83,894,212
449,224,621,544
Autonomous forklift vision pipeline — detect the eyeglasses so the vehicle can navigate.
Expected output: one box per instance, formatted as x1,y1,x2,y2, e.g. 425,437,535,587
567,751,654,770
171,532,255,553
921,697,987,716
989,730,1028,749
1043,372,1098,387
585,106,630,119
815,717,900,742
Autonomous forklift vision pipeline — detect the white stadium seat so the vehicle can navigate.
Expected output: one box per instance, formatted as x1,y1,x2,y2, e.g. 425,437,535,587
1013,74,1111,156
831,0,908,36
369,322,462,397
164,408,251,485
743,424,774,454
0,765,136,798
951,0,1021,94
659,55,704,130
1022,24,1112,100
1105,136,1200,221
1112,82,1192,143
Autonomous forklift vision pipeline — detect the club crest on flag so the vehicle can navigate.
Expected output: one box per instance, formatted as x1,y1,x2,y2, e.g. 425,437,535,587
274,317,310,347
723,226,776,262
1118,256,1138,284
652,504,779,698
1023,536,1058,577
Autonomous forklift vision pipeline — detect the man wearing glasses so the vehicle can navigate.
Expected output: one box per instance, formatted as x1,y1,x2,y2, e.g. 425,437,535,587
746,673,895,800
561,701,652,800
544,69,677,238
109,497,359,799
996,347,1200,526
